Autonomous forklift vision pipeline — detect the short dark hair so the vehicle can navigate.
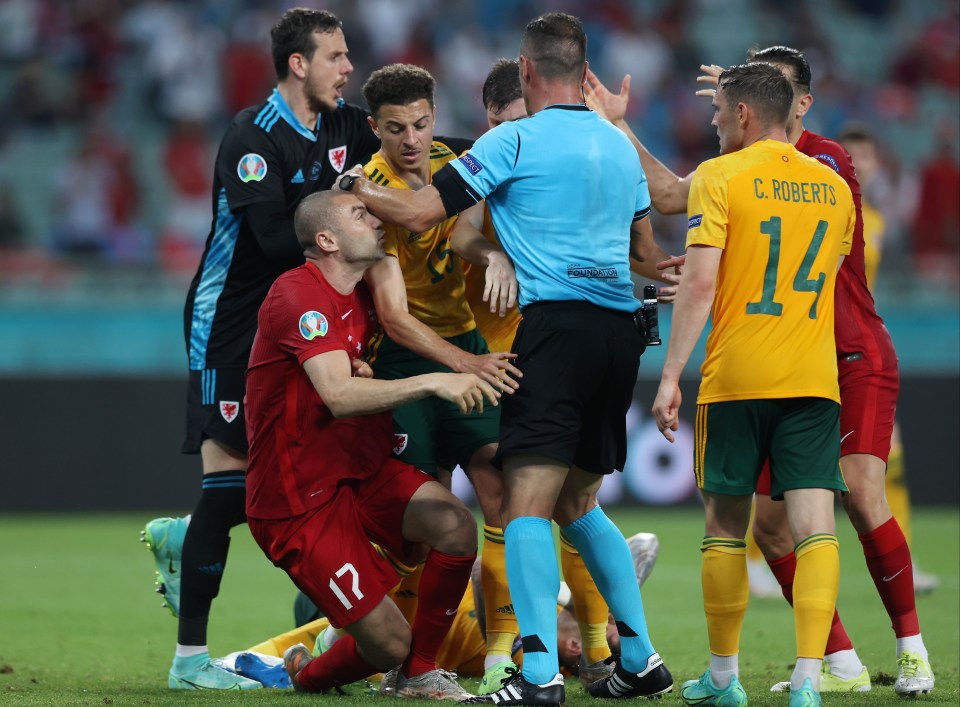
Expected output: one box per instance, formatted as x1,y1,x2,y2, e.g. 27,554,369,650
519,13,586,81
718,62,794,128
294,190,346,253
837,122,875,146
271,8,341,81
482,59,522,113
362,63,435,118
747,45,812,94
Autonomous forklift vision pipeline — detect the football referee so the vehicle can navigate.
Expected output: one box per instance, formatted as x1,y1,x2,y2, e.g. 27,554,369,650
340,12,675,706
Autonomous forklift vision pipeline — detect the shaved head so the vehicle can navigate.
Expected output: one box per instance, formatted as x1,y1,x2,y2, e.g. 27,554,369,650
294,190,349,253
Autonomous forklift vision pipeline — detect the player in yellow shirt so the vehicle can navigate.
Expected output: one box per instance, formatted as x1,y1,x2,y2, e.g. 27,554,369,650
358,63,523,697
652,63,854,707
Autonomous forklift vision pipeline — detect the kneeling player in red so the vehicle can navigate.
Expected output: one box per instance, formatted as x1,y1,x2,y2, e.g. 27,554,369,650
245,189,498,698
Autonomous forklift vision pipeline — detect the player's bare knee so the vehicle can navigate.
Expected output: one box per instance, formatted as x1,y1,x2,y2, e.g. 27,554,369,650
431,501,477,556
840,487,891,535
753,509,793,559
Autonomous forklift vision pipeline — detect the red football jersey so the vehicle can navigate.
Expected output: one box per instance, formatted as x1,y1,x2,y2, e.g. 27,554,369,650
245,263,393,520
796,130,898,370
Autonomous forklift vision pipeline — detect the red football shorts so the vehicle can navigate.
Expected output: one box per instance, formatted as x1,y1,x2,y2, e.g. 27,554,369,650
249,459,432,627
755,357,899,496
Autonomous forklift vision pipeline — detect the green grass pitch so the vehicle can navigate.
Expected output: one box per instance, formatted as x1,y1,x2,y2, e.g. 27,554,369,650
0,507,956,705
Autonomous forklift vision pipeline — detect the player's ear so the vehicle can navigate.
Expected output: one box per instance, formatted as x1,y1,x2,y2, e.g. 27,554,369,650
797,92,813,120
289,53,308,81
315,229,338,254
367,115,380,140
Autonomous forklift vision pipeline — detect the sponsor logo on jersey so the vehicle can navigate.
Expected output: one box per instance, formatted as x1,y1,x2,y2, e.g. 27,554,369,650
328,145,347,173
219,401,240,423
688,213,703,229
458,153,484,175
310,161,322,181
237,153,267,183
814,153,840,173
567,264,617,279
393,433,409,456
495,603,515,615
290,168,305,184
299,311,329,340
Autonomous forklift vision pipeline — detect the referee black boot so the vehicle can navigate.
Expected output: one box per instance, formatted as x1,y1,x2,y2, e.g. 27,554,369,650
462,667,565,706
587,652,673,699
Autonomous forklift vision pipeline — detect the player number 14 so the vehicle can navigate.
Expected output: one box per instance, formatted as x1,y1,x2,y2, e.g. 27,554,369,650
746,216,827,319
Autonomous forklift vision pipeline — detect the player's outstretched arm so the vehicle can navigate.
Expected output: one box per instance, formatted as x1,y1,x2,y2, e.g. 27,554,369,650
629,216,676,283
583,69,692,215
364,255,520,393
304,349,497,417
451,201,518,316
338,166,448,235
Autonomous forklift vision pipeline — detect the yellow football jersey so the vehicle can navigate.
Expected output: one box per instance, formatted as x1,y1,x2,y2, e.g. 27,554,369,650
461,207,523,353
686,140,854,404
364,142,475,338
861,201,885,291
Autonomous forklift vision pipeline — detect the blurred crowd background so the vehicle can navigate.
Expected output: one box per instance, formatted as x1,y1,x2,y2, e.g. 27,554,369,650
0,0,956,347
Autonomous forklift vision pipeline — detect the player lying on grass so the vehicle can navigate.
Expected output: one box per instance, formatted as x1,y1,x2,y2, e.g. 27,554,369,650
210,533,660,691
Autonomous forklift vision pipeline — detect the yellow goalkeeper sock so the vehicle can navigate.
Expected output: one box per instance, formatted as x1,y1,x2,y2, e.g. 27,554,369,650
482,525,517,659
560,531,610,664
247,617,330,658
793,534,839,659
701,537,749,657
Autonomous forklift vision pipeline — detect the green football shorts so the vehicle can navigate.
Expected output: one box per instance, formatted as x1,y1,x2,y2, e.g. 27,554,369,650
694,397,846,500
371,329,500,476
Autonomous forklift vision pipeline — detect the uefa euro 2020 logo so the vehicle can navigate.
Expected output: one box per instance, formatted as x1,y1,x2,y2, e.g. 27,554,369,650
299,311,329,340
237,153,268,183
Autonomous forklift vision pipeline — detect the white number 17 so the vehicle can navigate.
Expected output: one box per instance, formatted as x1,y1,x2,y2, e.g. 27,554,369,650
329,562,364,610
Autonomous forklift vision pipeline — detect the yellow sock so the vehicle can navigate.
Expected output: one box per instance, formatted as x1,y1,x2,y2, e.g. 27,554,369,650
559,531,610,664
482,525,517,657
793,534,840,659
885,437,911,546
700,537,749,657
247,617,330,657
388,563,424,624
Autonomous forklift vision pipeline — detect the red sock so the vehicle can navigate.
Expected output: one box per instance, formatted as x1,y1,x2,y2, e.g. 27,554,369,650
402,548,475,677
768,552,853,653
296,634,379,692
859,517,919,637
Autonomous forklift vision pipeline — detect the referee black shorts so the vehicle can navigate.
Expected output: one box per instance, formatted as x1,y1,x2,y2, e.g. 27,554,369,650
494,300,646,475
182,367,249,455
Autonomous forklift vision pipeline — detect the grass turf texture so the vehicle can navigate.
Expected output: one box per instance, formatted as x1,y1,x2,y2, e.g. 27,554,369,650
0,508,956,706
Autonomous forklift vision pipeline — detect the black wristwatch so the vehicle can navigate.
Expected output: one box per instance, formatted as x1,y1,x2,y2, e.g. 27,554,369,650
339,174,358,192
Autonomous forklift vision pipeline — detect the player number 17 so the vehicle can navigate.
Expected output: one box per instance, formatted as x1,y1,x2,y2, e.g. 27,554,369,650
329,562,364,610
746,216,827,319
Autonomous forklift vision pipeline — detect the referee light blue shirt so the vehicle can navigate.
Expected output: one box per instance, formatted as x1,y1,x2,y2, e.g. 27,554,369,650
448,104,651,313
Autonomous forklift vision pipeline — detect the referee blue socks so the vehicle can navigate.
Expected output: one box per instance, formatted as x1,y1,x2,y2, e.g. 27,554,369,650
562,506,656,673
504,516,560,684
